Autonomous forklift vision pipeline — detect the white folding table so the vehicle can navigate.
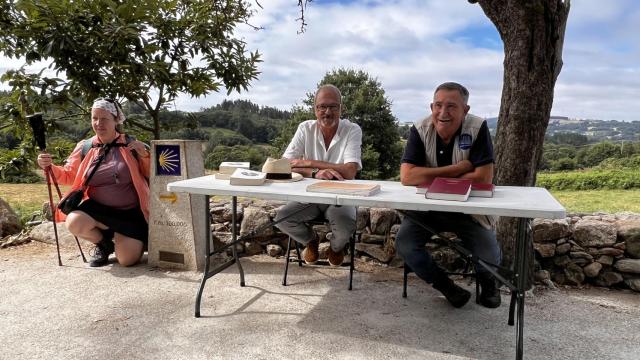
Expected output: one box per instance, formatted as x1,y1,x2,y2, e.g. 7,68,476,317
167,176,565,360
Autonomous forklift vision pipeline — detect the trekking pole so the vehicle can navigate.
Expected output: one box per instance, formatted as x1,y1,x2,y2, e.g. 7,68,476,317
43,166,63,266
46,167,87,263
27,112,87,265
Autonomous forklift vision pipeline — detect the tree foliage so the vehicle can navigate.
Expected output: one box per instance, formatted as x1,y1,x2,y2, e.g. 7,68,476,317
272,69,402,179
0,0,261,139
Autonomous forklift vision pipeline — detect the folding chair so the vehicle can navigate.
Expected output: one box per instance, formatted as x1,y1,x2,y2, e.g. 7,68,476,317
282,219,358,290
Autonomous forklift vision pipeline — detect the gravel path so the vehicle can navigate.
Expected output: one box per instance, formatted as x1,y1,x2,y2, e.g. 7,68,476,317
1,242,638,360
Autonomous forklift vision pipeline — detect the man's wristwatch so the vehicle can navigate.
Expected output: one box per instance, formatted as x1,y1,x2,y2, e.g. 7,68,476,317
311,168,319,178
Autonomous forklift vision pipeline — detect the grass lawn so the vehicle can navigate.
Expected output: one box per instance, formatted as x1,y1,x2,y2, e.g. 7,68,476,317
2,183,639,224
550,189,640,214
1,183,70,223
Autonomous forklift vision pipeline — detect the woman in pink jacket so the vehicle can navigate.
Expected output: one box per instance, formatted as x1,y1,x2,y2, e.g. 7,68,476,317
37,99,151,267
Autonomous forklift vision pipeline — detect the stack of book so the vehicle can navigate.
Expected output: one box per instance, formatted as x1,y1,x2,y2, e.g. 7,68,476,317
418,178,495,199
425,177,472,201
229,168,266,186
306,181,381,196
215,162,250,180
470,183,495,197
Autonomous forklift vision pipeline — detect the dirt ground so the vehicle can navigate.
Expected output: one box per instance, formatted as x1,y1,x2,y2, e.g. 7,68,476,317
1,241,639,360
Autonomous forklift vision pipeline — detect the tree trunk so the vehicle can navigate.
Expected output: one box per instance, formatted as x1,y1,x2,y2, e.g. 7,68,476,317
475,0,570,282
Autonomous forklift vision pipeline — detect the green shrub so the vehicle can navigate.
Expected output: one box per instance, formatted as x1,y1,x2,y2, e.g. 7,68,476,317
537,169,640,190
204,145,271,171
597,154,640,170
0,148,41,183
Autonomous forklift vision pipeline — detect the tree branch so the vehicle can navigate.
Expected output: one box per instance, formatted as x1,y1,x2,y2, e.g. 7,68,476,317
297,0,313,34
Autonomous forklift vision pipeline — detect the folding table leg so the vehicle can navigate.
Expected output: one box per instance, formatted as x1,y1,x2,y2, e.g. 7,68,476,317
195,195,212,318
513,217,530,360
232,196,245,287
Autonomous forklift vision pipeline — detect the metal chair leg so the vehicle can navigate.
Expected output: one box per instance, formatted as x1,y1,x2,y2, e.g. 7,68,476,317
348,232,356,291
403,263,410,298
475,272,481,304
294,241,302,267
508,290,517,326
282,236,293,286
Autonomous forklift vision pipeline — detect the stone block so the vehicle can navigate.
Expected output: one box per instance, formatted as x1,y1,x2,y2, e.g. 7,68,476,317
532,218,570,243
369,208,397,235
573,220,617,248
240,207,274,238
0,197,22,237
594,271,623,287
583,262,602,278
148,140,206,270
625,278,640,292
616,220,640,258
356,207,369,231
534,243,556,258
266,244,282,257
556,243,571,255
564,262,585,285
596,255,614,266
613,259,640,274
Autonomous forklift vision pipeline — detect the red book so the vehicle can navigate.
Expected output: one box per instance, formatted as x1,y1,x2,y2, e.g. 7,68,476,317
425,177,472,201
415,180,432,194
470,183,495,197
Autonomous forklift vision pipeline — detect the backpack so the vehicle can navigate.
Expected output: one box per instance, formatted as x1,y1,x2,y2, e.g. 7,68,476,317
81,134,139,160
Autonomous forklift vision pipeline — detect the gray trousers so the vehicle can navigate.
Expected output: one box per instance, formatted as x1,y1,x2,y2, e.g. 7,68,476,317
274,202,356,252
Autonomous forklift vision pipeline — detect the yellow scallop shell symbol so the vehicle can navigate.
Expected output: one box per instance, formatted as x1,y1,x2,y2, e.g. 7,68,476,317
158,148,179,172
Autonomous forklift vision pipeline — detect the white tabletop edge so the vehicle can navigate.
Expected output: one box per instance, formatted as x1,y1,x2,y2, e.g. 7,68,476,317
166,176,566,219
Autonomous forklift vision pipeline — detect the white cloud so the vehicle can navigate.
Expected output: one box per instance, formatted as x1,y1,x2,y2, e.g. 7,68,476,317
2,0,639,122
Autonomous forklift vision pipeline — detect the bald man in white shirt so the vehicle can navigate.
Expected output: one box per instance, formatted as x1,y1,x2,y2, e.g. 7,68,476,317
275,84,362,267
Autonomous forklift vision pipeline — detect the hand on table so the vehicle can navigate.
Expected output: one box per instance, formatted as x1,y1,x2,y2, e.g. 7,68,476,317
316,169,344,180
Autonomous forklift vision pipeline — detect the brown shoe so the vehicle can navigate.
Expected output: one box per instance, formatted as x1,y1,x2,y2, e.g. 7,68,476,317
302,236,319,265
327,246,344,267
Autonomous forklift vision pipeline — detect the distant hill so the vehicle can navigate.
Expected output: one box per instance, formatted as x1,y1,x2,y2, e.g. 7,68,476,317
485,117,640,142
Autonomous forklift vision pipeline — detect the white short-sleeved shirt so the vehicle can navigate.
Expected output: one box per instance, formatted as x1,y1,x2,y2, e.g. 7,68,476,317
283,119,362,170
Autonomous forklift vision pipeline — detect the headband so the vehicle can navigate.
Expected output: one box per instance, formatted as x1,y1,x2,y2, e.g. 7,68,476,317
92,99,126,124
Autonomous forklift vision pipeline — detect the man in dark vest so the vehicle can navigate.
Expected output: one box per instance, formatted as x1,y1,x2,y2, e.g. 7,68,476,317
396,82,501,309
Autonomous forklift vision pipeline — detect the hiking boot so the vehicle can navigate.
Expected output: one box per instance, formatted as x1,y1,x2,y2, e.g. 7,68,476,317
89,230,115,267
433,272,471,308
302,235,319,265
327,246,344,267
477,273,501,308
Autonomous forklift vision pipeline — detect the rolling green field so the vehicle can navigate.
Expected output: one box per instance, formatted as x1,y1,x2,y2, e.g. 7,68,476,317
2,183,639,225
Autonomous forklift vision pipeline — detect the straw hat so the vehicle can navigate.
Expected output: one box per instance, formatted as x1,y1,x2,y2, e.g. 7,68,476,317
261,157,303,182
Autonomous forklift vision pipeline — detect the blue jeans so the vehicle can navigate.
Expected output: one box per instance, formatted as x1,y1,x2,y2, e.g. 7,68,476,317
396,211,501,284
275,202,356,252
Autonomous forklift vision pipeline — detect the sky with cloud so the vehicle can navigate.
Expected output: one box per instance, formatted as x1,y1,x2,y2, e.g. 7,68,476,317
1,0,639,122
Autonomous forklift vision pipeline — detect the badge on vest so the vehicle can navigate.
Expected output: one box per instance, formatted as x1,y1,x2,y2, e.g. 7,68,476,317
458,133,473,150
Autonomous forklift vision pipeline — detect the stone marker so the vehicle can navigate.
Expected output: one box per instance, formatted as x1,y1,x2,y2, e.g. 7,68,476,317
148,140,206,270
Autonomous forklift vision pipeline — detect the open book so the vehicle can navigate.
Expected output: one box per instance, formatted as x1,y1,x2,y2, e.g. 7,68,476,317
306,181,381,196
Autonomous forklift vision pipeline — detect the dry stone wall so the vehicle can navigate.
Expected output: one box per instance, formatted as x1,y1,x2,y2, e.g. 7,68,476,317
211,198,640,293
